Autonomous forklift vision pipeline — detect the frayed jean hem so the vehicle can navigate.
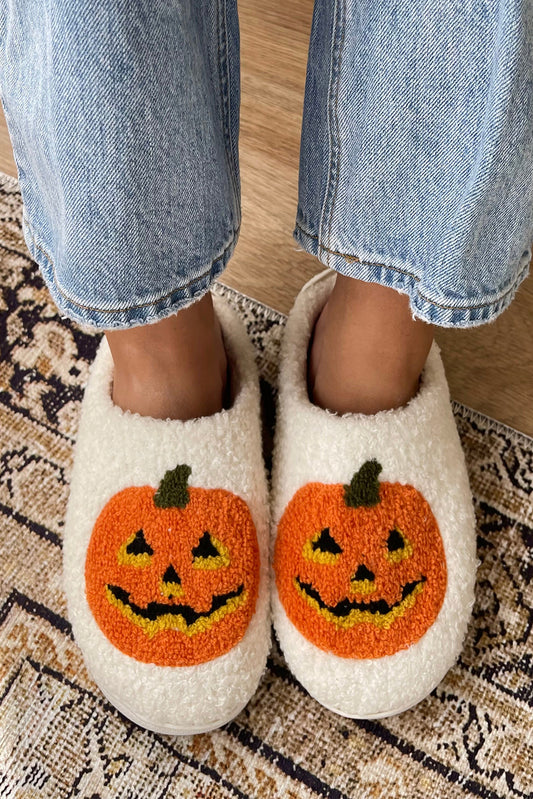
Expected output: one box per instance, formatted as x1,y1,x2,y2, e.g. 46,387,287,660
293,222,531,329
22,215,240,331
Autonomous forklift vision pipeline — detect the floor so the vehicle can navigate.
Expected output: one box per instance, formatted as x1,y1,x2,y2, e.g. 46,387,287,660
0,0,531,436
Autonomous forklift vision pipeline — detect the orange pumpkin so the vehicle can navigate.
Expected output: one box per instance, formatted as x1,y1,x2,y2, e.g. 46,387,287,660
274,460,446,658
85,464,260,666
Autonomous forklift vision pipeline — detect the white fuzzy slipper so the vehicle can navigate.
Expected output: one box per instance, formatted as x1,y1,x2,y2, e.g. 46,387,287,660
271,269,477,719
63,292,270,735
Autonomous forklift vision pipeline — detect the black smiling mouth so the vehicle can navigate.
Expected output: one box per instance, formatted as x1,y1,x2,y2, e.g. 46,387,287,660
106,583,245,626
295,576,426,618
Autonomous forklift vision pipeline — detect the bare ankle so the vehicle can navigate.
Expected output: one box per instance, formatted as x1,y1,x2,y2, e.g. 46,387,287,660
105,292,228,421
308,275,434,415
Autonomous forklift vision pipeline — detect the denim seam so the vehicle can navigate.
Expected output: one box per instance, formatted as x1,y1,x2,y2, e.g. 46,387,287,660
225,0,241,220
297,219,410,271
317,0,335,261
23,213,240,314
294,220,529,312
326,0,346,268
318,0,345,266
217,0,240,230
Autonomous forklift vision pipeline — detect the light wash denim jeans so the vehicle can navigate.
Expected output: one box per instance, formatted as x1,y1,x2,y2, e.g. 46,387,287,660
0,0,532,329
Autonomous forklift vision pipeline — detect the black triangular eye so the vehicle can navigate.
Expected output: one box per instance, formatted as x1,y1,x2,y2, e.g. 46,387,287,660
312,528,343,555
126,529,154,556
387,529,405,552
192,531,220,559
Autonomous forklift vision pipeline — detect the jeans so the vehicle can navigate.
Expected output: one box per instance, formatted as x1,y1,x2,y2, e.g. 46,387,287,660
0,0,532,330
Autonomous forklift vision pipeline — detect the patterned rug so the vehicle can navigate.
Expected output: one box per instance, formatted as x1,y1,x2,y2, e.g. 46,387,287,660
0,172,532,799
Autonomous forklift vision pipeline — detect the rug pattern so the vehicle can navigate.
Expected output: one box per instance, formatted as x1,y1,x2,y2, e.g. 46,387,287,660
0,174,532,799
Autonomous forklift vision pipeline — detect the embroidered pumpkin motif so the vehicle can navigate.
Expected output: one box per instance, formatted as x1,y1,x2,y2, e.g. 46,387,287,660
85,464,260,666
274,460,447,658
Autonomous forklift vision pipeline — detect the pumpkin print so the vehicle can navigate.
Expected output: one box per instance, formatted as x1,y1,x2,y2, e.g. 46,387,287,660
85,464,260,666
274,460,447,658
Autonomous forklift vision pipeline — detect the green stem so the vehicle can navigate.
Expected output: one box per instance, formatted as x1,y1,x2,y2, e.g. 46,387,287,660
343,459,382,508
153,464,192,509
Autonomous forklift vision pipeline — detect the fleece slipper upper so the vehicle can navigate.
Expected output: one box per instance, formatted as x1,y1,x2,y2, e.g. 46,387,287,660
63,292,270,735
271,269,477,719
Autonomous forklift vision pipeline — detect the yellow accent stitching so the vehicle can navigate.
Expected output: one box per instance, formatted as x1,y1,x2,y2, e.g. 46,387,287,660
159,579,184,599
302,535,341,565
294,579,424,630
117,533,152,568
192,535,230,570
105,586,247,638
350,578,376,596
385,533,414,564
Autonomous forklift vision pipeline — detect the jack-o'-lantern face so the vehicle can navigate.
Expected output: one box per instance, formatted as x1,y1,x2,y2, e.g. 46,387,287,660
85,464,260,666
274,460,447,658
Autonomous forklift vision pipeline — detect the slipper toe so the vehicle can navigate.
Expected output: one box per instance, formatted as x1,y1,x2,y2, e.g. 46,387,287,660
64,293,270,734
271,270,477,719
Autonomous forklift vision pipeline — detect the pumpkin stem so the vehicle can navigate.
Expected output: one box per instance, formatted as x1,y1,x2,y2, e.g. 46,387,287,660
153,464,192,509
343,459,382,508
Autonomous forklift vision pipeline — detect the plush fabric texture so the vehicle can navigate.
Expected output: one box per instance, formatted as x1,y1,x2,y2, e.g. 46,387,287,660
1,170,531,799
271,269,477,719
63,292,270,734
274,461,448,659
84,464,260,667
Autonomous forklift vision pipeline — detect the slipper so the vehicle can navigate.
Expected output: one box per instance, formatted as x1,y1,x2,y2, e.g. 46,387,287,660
271,269,477,719
63,292,270,735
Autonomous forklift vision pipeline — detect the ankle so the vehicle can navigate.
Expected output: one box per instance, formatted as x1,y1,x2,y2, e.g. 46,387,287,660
111,357,228,421
308,275,434,415
105,293,228,421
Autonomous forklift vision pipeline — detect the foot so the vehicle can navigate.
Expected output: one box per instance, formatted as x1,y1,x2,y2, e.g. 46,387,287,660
65,291,270,734
271,268,476,720
105,292,228,421
307,273,434,415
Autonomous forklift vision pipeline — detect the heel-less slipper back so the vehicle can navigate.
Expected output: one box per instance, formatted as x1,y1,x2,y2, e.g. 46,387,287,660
271,269,477,719
63,293,270,735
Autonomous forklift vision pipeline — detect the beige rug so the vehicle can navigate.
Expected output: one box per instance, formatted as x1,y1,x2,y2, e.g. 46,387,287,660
0,173,532,798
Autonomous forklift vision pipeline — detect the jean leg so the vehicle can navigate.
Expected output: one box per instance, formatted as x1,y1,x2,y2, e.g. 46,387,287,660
0,0,240,329
295,0,533,327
